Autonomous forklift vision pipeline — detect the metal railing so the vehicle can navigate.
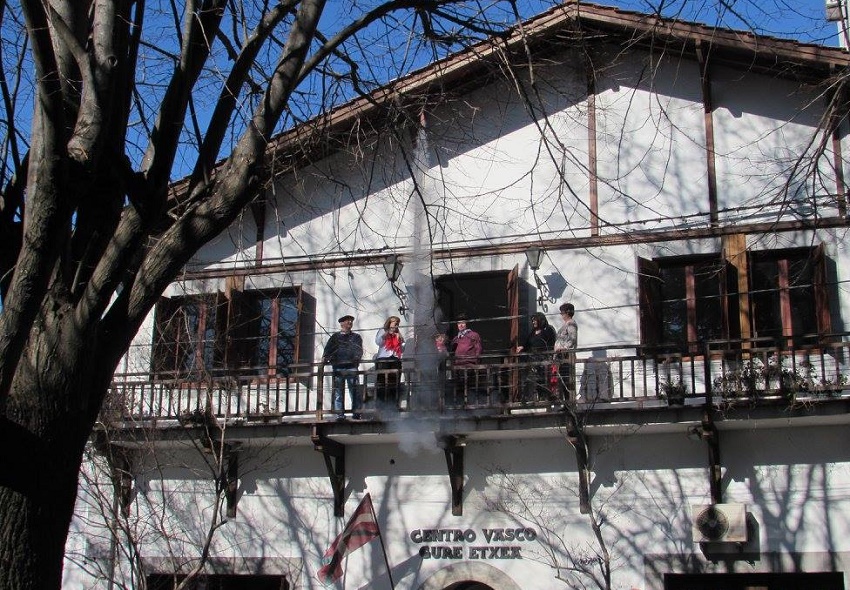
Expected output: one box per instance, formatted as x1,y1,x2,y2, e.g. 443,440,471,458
104,337,850,425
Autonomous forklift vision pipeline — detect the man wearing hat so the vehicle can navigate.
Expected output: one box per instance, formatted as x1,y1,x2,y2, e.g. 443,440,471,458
322,314,364,420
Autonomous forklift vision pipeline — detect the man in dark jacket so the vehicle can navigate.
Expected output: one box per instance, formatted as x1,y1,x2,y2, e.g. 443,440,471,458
450,313,483,406
322,315,364,420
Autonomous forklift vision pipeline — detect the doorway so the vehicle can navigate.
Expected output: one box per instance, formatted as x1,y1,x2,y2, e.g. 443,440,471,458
435,267,524,355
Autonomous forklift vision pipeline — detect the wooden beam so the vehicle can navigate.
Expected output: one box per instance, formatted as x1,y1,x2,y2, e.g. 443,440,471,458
249,196,266,266
695,40,719,226
439,435,466,516
586,50,599,236
224,450,239,518
180,216,850,281
567,415,590,514
312,425,346,517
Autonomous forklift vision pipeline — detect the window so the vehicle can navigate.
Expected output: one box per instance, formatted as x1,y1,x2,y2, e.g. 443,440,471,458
152,293,226,378
152,287,315,377
638,255,738,353
749,245,831,346
227,289,306,373
638,245,832,352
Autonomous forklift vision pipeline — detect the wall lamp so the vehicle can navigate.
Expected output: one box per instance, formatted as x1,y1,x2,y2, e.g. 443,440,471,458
525,246,556,310
383,254,409,317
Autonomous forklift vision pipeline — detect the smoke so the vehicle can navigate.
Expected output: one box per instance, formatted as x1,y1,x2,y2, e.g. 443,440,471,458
392,416,442,457
406,111,444,411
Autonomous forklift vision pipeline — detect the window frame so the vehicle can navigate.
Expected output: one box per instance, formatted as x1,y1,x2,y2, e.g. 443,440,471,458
151,292,227,379
152,286,315,379
747,244,831,347
638,244,832,354
226,287,314,375
638,254,738,355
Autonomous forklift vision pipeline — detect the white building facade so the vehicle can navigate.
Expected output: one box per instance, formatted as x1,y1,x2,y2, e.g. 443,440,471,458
65,3,850,589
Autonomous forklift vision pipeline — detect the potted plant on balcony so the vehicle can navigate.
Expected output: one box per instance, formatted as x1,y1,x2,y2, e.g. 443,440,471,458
659,377,687,406
713,358,765,400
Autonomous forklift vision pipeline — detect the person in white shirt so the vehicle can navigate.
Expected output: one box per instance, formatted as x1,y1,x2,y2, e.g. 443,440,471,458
374,315,404,405
554,302,578,406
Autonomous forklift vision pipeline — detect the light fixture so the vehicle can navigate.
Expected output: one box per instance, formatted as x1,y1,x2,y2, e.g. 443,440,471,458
525,246,544,271
383,255,404,283
383,254,409,316
525,246,556,310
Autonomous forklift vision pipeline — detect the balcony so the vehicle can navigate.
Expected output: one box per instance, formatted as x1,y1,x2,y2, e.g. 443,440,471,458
105,337,850,429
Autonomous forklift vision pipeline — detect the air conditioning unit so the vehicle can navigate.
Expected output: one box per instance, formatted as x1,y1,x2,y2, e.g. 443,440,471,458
691,503,747,543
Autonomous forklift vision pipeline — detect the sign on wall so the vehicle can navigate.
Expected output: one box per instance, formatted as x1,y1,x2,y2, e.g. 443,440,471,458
410,527,538,560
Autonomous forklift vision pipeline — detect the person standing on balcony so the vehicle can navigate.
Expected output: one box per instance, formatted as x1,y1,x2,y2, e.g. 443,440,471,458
554,302,578,407
375,315,405,407
450,313,483,406
516,312,556,403
322,314,364,421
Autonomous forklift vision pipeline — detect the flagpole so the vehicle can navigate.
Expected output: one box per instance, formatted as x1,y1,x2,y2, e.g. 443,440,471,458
368,494,396,590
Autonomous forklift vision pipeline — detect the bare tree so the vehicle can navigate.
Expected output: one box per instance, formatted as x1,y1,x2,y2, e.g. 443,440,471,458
0,1,545,586
0,0,841,587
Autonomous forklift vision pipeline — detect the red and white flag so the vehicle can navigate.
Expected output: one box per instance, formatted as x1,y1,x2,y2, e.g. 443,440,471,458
318,494,381,584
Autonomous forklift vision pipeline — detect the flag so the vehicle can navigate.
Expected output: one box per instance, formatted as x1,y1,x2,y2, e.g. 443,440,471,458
318,494,381,584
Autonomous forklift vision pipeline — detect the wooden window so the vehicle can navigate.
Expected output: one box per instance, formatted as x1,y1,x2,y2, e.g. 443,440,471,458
749,245,831,346
227,288,314,374
639,245,832,353
152,288,315,377
638,255,738,353
151,293,227,378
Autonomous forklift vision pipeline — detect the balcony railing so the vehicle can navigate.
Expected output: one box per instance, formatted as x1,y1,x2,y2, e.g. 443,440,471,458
104,337,850,425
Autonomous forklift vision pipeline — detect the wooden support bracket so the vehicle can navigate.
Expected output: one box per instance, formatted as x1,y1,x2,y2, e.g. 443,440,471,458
312,425,346,517
689,409,722,503
702,412,723,504
439,435,466,516
224,448,239,518
111,447,135,517
93,432,137,517
567,416,591,514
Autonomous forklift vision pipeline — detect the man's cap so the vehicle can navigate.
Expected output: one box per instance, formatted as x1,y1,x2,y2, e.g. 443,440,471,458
338,315,355,323
455,313,469,322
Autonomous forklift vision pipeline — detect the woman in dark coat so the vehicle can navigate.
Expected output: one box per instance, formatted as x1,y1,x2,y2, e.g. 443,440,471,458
516,312,556,403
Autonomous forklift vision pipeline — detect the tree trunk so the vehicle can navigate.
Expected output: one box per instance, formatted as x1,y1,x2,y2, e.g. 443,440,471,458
0,470,82,589
0,301,113,589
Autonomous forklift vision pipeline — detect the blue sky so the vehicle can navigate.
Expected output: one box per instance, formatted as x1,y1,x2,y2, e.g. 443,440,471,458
604,0,842,45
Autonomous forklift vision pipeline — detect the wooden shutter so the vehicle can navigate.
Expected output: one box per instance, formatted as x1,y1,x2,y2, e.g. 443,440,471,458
507,264,520,351
213,291,228,369
297,287,316,366
721,259,740,344
637,257,661,352
152,296,180,375
813,243,833,341
226,288,253,368
506,264,520,402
